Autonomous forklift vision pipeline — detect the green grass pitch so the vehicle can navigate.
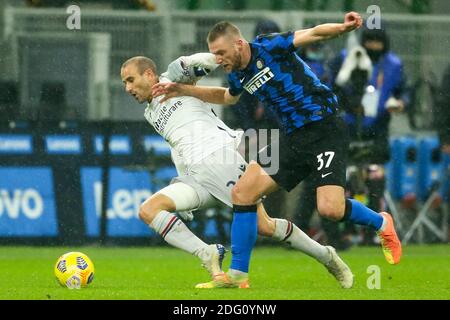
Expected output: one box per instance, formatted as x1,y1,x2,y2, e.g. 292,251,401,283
0,245,448,300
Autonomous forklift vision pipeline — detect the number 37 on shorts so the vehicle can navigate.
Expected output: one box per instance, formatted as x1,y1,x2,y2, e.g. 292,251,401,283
316,151,335,171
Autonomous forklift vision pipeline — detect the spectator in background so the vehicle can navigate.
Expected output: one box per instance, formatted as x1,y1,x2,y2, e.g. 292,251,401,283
328,24,409,245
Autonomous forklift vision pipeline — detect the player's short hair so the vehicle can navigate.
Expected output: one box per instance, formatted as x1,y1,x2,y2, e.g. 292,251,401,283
207,21,242,43
121,56,157,75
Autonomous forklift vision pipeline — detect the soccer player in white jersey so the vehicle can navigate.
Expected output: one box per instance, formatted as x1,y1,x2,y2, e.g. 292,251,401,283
120,54,353,289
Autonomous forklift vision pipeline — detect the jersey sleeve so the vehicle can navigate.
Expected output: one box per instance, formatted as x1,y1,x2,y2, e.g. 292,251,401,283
185,52,219,72
255,31,296,55
227,72,244,97
162,53,219,84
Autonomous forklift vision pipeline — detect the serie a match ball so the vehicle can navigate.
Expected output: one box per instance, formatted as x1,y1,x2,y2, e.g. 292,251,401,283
54,252,95,289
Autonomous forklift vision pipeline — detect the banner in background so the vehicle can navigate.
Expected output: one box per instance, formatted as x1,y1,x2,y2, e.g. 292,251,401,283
0,167,58,236
94,135,131,155
143,135,171,155
81,167,158,237
0,135,33,154
45,135,82,155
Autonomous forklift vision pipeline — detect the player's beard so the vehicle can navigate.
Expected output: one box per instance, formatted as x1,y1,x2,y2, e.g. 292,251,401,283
231,51,243,71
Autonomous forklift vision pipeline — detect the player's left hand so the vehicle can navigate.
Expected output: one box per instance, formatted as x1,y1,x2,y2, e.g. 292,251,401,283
152,82,184,103
343,12,363,32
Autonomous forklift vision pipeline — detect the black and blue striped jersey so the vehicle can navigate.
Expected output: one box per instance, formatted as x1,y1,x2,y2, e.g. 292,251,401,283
228,31,339,135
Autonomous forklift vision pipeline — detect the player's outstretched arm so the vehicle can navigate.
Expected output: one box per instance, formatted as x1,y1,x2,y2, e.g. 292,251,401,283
152,82,240,105
293,11,363,47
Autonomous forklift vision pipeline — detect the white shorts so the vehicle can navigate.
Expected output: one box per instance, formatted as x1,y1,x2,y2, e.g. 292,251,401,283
156,145,248,211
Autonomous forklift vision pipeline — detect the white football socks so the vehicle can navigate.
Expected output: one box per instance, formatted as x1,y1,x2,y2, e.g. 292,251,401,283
150,212,333,266
273,218,331,265
150,210,208,258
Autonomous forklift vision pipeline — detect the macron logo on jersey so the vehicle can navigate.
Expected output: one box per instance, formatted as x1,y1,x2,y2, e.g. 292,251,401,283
243,67,275,94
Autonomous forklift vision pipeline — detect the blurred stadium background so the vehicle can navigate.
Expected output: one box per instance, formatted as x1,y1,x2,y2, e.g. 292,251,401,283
0,0,449,299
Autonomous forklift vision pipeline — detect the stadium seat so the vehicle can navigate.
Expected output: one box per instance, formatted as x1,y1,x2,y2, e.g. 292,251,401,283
402,137,449,244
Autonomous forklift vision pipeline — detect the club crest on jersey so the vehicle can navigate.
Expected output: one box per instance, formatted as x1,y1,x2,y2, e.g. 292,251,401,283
244,67,275,94
256,59,264,69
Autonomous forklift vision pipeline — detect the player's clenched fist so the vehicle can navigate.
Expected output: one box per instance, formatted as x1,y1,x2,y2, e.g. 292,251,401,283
343,12,363,31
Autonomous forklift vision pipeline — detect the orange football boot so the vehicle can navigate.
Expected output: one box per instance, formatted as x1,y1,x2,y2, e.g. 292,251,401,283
195,271,250,289
377,212,402,264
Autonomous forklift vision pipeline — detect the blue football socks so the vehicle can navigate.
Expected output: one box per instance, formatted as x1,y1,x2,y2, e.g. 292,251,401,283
229,205,258,273
344,199,384,230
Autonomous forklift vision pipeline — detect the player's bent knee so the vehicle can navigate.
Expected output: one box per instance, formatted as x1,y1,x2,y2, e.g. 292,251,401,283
139,204,157,224
317,200,345,221
231,183,259,205
139,196,170,224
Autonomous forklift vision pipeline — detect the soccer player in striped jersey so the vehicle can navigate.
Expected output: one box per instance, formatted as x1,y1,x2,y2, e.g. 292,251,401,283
120,53,353,289
152,12,402,288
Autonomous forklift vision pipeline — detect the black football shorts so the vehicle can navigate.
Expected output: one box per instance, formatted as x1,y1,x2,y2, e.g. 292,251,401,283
258,115,349,192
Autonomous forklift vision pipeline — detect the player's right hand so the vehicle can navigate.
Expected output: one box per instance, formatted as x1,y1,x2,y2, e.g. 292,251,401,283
343,12,363,32
152,82,183,103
